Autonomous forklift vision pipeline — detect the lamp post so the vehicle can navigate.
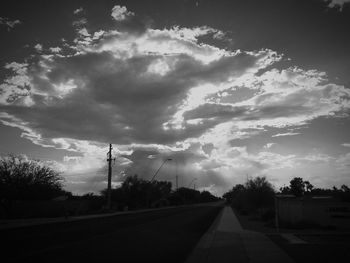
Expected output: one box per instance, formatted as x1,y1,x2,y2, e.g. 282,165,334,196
175,158,178,191
151,158,172,182
188,178,197,189
148,158,172,208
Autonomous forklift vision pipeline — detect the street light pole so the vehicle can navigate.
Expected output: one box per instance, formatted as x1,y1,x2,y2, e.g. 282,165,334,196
188,178,197,189
151,158,172,182
175,158,178,191
148,158,172,208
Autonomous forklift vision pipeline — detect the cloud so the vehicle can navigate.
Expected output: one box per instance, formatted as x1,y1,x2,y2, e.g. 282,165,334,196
34,44,43,52
111,5,135,21
0,24,281,147
0,17,21,31
49,47,62,53
336,152,350,172
324,0,350,10
342,143,350,147
272,132,301,137
77,27,90,37
72,7,87,29
73,7,84,15
296,153,334,163
1,5,350,195
193,67,350,134
72,18,87,28
334,153,350,186
264,143,276,149
0,62,31,105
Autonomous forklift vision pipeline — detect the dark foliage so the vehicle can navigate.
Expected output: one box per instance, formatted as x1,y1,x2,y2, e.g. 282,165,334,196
223,176,275,214
199,190,219,203
0,155,65,201
289,177,306,197
102,175,219,210
280,177,315,196
279,177,350,202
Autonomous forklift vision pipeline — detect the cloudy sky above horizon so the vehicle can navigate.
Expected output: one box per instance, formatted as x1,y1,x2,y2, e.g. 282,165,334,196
1,0,350,196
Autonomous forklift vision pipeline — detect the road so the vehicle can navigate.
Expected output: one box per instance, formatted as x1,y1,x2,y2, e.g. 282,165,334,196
1,203,222,263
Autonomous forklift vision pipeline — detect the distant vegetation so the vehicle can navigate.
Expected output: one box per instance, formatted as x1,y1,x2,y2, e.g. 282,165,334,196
223,176,275,220
279,176,350,201
223,176,350,222
0,155,220,219
5,153,349,221
101,175,220,211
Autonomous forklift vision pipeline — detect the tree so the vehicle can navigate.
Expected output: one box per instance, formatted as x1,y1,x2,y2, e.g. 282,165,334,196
279,185,291,194
0,155,64,201
199,190,219,203
304,181,314,193
173,187,200,204
223,177,275,213
341,184,350,192
245,176,275,209
289,177,305,197
103,175,172,209
223,184,245,204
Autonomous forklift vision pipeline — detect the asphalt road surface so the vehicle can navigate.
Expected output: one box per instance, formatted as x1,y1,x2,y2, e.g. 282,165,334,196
1,203,222,263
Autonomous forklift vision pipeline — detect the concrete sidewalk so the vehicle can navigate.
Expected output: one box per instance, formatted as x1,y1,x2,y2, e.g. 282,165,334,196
186,206,294,263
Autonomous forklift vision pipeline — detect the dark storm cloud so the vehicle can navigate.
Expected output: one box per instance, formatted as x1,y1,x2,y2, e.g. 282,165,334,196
1,36,273,145
1,2,350,195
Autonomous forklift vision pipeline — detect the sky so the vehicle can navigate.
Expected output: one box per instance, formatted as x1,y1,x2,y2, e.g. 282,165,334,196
1,0,350,196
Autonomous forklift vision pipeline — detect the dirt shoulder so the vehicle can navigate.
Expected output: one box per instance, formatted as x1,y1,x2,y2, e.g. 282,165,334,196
233,206,349,234
233,206,350,263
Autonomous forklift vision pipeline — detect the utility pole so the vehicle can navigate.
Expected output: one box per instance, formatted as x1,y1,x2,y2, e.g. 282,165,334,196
175,159,178,191
107,143,116,210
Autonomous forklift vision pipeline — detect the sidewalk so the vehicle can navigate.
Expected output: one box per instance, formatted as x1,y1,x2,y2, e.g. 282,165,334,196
186,206,295,263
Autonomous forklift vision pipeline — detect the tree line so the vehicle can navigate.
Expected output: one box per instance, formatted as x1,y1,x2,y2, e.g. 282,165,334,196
223,176,350,221
279,177,350,201
0,155,219,218
101,175,220,210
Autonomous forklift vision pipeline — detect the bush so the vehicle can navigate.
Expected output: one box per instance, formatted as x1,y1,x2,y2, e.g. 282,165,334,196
223,176,275,214
0,154,64,201
102,175,172,210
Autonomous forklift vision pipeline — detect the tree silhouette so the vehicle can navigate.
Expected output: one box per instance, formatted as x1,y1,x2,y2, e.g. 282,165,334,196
279,185,291,194
102,175,172,209
223,177,275,213
199,190,219,203
245,176,275,209
289,177,305,197
223,184,245,204
103,175,219,210
304,180,314,193
0,155,64,201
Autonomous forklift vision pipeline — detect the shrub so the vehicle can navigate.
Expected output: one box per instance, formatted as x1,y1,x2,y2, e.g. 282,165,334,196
0,155,64,201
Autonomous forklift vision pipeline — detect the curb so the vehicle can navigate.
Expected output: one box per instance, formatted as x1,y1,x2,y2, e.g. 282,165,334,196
185,205,225,263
